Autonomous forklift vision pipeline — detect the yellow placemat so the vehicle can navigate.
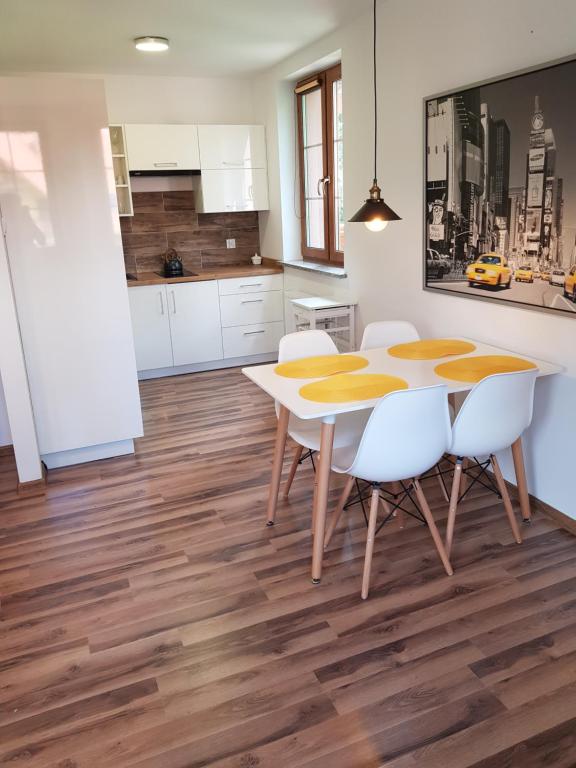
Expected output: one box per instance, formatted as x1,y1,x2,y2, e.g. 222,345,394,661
275,354,369,379
388,339,476,360
435,355,537,383
299,373,408,403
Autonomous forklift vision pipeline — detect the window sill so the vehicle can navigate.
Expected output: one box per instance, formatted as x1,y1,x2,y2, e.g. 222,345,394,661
283,260,347,279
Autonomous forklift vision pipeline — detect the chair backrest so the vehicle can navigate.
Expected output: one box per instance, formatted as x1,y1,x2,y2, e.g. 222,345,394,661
344,385,451,483
361,321,420,350
450,369,537,458
278,330,338,363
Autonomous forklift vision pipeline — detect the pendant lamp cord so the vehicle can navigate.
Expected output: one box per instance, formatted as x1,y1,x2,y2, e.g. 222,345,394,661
373,0,377,183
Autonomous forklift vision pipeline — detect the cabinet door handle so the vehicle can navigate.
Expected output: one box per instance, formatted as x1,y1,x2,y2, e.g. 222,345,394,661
222,160,245,167
241,299,263,304
154,162,178,167
158,291,165,315
171,291,177,313
240,283,262,288
243,330,266,335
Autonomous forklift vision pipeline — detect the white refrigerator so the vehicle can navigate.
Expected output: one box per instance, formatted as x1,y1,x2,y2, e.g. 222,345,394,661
0,77,143,468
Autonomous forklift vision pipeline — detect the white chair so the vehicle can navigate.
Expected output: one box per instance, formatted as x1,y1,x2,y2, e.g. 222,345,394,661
325,384,454,599
361,320,420,350
361,319,450,503
445,369,538,556
277,330,369,499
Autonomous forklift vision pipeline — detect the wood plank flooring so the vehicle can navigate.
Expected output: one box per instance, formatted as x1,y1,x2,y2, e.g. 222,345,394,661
0,366,575,767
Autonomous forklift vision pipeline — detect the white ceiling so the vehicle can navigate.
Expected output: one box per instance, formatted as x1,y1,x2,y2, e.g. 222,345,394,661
0,0,365,77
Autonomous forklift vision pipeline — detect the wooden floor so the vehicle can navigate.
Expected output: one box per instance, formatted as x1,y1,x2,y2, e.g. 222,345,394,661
1,367,576,767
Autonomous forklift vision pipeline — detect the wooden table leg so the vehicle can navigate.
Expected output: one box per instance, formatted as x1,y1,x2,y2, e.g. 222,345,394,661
511,436,531,523
311,418,335,583
266,405,290,526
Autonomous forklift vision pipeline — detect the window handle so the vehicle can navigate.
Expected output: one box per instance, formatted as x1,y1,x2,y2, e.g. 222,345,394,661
317,176,330,197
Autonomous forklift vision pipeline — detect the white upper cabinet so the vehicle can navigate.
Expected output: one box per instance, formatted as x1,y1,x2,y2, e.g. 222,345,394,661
198,125,267,170
197,168,269,213
125,124,200,171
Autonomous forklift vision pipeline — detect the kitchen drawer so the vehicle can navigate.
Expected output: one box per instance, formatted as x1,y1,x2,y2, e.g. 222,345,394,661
218,273,283,295
219,291,283,328
222,322,284,358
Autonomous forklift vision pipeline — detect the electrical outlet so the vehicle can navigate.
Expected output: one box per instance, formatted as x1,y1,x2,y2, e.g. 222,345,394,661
226,238,236,249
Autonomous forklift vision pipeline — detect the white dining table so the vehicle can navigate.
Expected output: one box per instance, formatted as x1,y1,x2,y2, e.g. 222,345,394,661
242,337,562,583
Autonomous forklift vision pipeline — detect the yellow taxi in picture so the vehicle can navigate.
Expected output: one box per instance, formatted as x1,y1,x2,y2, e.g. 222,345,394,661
564,265,576,303
515,264,534,283
540,269,550,281
466,253,512,289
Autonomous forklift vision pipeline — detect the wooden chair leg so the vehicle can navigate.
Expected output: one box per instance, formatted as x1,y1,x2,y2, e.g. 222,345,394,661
445,459,462,556
414,480,453,577
283,444,304,498
361,487,380,599
491,454,522,545
324,474,355,549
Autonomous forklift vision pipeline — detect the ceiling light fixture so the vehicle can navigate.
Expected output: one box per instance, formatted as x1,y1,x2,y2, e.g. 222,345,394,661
349,0,400,232
134,36,170,52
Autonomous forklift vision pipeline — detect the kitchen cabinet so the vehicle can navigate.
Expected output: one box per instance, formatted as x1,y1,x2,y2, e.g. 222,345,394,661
198,125,267,170
128,281,223,371
219,291,283,328
128,274,284,375
222,322,284,358
109,125,133,216
125,124,200,172
168,282,223,366
128,285,173,371
197,168,269,213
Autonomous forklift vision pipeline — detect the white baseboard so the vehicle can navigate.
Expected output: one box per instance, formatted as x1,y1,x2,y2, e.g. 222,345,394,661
137,353,278,380
42,439,135,469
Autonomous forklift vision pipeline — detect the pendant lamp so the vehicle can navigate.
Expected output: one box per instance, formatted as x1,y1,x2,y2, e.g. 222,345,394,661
349,0,401,231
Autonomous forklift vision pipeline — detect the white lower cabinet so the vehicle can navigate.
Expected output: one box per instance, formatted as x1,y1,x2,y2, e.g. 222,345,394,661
128,285,173,371
222,322,284,358
128,275,284,374
168,281,223,366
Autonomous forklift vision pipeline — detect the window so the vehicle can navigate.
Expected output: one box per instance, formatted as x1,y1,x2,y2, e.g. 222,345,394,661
296,64,343,264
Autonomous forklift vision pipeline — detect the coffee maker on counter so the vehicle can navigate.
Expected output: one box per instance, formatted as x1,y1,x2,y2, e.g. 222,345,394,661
163,248,184,278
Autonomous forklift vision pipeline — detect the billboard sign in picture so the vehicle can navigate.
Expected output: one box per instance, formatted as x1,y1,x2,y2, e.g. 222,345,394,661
424,56,576,315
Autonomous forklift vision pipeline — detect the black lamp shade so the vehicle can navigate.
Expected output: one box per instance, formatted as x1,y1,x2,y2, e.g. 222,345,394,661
349,198,401,223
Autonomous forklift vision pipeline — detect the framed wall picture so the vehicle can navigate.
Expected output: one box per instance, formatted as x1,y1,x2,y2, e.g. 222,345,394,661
424,56,576,317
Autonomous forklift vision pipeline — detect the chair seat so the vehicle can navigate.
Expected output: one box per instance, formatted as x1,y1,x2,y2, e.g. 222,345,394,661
289,410,370,452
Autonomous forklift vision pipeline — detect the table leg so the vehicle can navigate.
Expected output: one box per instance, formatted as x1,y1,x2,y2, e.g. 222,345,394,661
311,418,335,583
266,405,290,526
511,437,531,523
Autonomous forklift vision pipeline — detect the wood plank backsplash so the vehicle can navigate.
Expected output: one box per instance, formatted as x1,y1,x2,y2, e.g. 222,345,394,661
120,192,260,275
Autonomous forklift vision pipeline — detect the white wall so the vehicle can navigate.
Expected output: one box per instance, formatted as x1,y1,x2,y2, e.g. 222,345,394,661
253,0,576,516
0,232,43,481
2,71,256,125
0,376,12,447
104,74,255,124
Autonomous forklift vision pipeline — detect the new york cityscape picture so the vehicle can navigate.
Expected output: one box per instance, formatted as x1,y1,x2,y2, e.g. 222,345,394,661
425,57,576,315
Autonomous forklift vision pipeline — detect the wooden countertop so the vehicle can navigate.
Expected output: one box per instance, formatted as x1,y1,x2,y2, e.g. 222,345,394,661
127,261,283,286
